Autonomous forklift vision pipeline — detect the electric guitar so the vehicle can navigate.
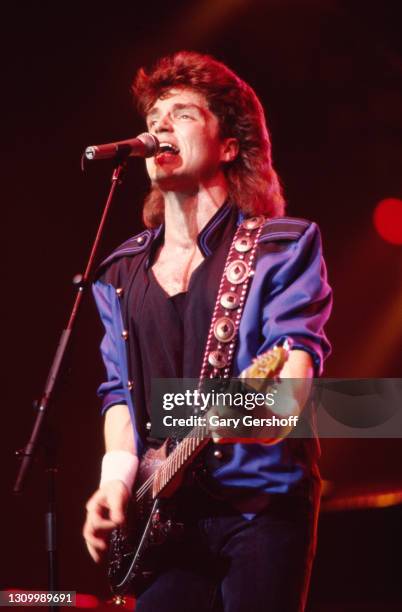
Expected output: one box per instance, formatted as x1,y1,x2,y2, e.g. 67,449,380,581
108,345,289,597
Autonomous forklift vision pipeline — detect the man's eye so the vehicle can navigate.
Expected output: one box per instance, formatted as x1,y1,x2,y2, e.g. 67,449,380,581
148,119,157,127
178,113,193,120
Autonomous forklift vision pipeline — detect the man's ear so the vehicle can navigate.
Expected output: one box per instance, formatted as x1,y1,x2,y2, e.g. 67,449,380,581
221,138,239,163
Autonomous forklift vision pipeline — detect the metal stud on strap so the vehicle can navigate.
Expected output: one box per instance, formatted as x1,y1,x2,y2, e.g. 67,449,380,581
220,291,240,310
208,350,227,368
234,236,253,253
241,215,265,230
213,317,236,343
226,260,250,284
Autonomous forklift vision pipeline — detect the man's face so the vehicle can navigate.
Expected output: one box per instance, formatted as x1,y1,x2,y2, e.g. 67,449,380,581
145,88,231,192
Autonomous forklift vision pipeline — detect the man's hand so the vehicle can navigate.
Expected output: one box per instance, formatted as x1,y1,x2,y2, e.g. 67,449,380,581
207,349,313,444
83,480,130,563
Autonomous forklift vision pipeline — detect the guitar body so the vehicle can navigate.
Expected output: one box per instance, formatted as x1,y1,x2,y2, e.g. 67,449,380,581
108,441,186,596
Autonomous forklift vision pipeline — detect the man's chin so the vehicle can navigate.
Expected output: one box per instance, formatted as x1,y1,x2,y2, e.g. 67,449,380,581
153,173,196,194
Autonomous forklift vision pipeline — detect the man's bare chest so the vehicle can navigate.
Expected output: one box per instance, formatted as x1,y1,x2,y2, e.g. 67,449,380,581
151,247,205,296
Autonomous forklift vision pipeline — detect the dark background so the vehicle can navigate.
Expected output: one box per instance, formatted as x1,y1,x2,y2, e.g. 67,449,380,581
3,1,402,609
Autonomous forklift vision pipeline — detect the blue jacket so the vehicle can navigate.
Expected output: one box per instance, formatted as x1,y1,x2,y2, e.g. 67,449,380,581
93,205,332,496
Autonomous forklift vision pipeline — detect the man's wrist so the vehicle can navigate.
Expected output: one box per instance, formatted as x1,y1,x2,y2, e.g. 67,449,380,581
100,450,139,493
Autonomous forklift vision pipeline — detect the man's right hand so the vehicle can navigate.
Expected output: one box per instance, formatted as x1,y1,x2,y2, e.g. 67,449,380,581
83,480,130,563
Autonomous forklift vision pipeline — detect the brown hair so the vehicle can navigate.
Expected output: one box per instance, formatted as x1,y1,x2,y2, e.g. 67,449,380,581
132,51,285,228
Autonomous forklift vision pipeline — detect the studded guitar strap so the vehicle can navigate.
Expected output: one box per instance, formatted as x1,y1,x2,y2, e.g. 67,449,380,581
198,215,266,385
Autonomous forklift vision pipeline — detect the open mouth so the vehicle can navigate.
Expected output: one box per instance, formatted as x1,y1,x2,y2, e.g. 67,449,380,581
157,142,180,155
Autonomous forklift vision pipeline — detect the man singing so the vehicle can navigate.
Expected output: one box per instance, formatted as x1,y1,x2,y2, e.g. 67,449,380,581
83,51,332,611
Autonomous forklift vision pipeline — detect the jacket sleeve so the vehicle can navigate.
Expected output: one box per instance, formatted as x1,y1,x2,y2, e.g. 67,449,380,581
258,221,332,375
92,279,128,414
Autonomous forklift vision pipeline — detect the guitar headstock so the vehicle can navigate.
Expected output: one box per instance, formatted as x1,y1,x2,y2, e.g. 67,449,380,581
240,344,290,380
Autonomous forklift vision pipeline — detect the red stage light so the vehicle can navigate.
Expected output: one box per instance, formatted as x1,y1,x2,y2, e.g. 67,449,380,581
373,198,402,245
75,593,99,608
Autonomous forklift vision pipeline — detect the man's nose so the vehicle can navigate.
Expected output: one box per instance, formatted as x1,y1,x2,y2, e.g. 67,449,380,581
154,113,173,133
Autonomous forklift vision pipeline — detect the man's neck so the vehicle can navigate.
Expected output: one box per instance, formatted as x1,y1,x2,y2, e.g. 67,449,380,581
161,179,228,251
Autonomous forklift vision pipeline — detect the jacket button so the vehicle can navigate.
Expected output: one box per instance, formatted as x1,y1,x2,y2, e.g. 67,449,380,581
121,330,129,340
116,287,124,297
137,235,145,244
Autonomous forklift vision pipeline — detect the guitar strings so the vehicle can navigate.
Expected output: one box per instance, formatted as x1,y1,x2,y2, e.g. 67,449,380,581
135,424,208,502
135,379,230,500
134,426,206,501
135,379,218,501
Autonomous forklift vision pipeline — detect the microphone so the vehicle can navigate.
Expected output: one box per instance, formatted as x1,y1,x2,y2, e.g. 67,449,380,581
84,132,159,161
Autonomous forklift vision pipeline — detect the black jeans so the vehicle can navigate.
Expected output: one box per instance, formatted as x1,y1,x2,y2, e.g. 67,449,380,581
135,487,318,612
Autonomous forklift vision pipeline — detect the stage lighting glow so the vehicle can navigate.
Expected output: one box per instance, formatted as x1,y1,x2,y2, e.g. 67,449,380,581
75,593,99,608
373,198,402,245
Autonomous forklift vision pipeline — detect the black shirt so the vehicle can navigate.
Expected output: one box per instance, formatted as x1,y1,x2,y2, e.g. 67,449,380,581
126,202,238,423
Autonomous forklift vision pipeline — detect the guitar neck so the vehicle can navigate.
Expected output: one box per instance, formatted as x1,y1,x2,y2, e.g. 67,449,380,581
152,425,209,497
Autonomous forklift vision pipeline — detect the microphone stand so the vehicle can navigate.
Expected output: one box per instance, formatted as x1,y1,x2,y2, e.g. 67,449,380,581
14,155,129,611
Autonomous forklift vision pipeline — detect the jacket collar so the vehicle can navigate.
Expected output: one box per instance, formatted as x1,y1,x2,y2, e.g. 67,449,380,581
97,201,244,275
145,201,241,268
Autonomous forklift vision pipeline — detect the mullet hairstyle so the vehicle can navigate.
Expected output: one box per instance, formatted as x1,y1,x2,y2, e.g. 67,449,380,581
132,51,285,228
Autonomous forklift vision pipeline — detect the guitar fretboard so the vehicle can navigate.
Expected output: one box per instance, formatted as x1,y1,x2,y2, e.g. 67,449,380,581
152,424,209,497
